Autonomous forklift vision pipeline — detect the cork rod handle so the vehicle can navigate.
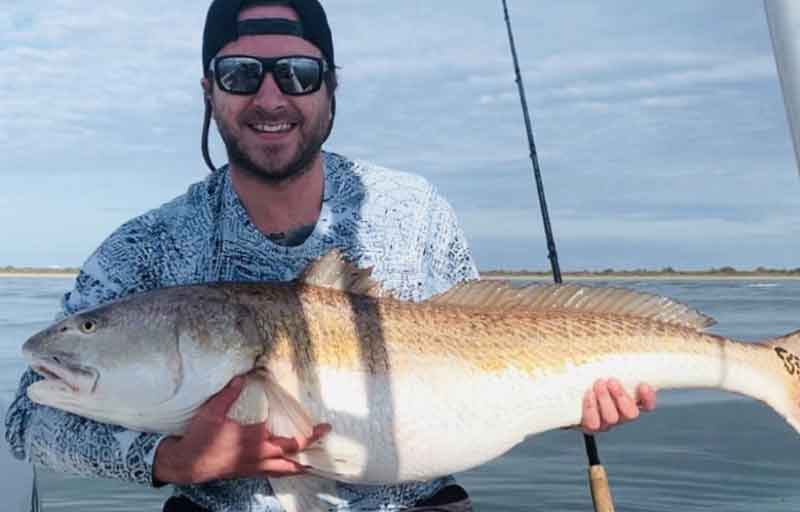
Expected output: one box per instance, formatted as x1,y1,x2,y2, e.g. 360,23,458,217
588,464,615,512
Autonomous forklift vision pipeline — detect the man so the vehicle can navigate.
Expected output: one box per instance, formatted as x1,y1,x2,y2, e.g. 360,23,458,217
5,1,656,510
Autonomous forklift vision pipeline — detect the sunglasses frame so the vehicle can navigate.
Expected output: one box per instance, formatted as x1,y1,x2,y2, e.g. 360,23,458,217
210,54,329,97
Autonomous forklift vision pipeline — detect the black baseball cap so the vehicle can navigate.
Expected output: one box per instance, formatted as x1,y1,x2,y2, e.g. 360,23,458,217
202,0,335,73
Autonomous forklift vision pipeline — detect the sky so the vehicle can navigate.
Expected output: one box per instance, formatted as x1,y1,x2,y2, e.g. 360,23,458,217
1,0,799,271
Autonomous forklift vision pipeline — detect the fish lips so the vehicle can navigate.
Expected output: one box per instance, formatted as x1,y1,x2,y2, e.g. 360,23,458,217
26,351,100,395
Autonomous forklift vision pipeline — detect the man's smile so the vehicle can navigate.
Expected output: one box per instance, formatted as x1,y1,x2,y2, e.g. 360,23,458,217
249,121,296,134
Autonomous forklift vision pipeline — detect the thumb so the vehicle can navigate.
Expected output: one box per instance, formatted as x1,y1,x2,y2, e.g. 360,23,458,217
201,376,245,419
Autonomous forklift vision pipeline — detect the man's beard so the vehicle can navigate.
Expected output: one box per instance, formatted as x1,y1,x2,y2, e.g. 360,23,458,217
217,106,329,184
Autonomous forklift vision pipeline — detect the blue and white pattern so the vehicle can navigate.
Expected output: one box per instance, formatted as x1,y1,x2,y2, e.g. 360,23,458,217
5,152,478,511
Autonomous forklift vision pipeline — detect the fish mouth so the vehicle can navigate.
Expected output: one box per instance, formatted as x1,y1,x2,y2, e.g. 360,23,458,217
29,354,99,394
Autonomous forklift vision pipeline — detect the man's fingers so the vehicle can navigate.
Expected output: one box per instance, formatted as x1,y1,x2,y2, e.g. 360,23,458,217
581,379,657,435
309,423,332,444
267,435,302,453
636,383,657,411
313,423,332,437
594,379,620,426
267,423,331,453
248,439,290,460
237,421,332,460
259,457,309,477
236,456,308,478
608,379,639,421
244,434,328,467
582,389,602,433
200,376,245,419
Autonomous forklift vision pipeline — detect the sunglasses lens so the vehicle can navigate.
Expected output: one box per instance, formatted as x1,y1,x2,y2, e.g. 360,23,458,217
214,56,324,95
274,58,323,95
216,57,264,94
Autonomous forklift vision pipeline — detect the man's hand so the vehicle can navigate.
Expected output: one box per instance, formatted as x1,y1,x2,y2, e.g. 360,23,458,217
153,376,330,485
581,378,656,434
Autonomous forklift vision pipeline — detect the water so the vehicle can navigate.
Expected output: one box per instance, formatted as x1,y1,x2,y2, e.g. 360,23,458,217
2,276,800,511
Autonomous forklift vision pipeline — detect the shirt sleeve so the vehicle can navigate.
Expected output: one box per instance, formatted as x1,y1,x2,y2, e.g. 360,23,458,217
3,222,168,487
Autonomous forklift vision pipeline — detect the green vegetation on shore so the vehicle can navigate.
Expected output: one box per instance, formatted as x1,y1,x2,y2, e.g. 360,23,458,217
480,266,800,278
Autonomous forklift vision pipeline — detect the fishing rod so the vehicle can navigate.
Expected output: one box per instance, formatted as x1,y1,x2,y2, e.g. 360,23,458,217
499,1,614,511
30,467,40,512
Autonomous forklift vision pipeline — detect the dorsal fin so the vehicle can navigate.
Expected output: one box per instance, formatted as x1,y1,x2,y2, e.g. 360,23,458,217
426,281,716,330
297,250,393,298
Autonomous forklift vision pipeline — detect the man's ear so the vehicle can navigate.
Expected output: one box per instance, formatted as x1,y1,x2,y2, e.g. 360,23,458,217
201,77,213,105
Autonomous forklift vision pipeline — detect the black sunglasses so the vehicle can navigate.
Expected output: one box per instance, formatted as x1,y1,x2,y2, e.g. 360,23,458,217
210,55,329,96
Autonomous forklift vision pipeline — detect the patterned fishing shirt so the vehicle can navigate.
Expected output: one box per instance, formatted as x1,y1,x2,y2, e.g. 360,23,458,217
4,151,479,511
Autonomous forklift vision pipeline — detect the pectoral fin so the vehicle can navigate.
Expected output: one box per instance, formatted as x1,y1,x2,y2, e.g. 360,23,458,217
254,368,315,440
292,435,369,481
250,369,367,479
226,369,315,434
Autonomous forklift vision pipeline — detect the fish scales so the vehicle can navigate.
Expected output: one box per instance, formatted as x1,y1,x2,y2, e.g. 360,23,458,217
254,284,727,378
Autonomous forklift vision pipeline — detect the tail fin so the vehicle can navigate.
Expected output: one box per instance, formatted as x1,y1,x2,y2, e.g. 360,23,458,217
767,328,800,352
762,329,800,433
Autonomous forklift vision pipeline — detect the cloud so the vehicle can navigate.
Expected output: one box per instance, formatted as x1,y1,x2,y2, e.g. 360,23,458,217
574,101,612,114
638,95,698,109
479,93,517,105
546,55,774,101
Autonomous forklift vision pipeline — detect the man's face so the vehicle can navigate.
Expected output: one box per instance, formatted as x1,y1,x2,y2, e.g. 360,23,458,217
204,5,332,183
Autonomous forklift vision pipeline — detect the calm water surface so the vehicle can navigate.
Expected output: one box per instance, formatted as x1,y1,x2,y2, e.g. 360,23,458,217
1,276,799,511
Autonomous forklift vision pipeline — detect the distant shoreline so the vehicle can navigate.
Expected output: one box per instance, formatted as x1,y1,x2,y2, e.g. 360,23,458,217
0,272,77,278
482,274,800,281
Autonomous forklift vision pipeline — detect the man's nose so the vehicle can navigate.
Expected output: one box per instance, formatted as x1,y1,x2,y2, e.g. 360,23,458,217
252,73,288,108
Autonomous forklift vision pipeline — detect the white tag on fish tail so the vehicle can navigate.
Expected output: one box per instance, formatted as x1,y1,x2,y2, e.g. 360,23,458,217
269,475,343,512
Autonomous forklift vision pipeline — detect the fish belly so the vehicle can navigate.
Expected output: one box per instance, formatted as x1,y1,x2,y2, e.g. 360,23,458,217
270,338,784,485
271,359,567,484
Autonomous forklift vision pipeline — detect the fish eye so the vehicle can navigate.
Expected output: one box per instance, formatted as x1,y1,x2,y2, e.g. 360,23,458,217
79,319,97,334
